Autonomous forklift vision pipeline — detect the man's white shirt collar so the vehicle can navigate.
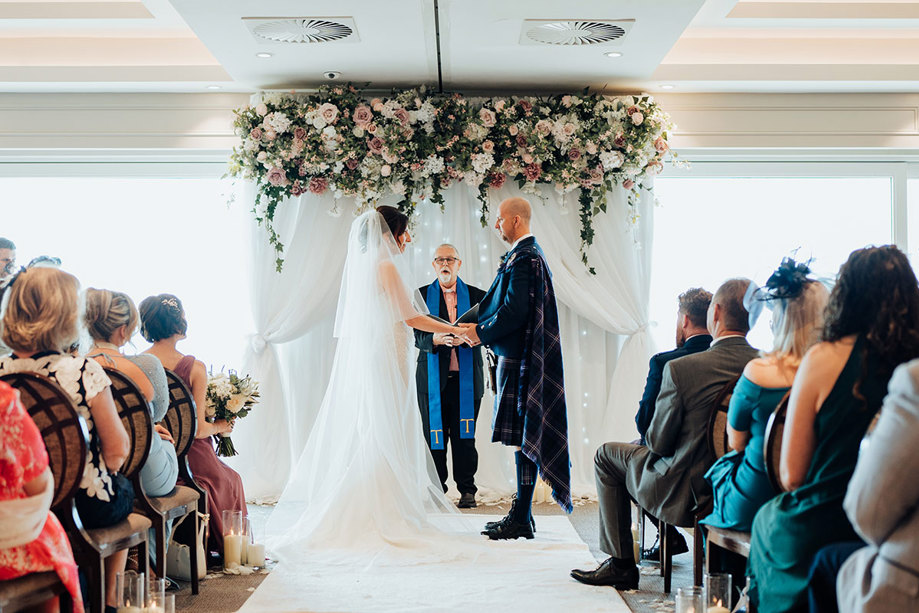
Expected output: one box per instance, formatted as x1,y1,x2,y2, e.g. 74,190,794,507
511,233,534,251
710,333,745,346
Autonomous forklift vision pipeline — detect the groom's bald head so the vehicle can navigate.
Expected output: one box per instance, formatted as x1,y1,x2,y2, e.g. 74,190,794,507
496,197,532,244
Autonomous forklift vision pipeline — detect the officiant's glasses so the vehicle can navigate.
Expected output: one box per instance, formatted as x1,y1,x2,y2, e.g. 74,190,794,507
433,257,459,265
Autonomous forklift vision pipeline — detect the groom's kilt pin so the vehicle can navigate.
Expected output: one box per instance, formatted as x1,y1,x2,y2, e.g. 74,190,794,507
493,356,536,486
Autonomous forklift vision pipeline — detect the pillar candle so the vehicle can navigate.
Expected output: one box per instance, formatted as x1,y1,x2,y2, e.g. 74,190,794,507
224,534,243,569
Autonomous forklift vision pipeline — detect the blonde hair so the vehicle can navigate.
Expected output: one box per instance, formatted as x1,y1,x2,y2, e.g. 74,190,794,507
1,267,81,353
84,288,139,344
767,280,829,367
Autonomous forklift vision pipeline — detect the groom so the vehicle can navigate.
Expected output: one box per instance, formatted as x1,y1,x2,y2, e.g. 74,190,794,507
465,197,572,540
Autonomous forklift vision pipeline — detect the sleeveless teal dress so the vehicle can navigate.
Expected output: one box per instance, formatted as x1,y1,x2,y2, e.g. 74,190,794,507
747,337,888,613
701,375,787,531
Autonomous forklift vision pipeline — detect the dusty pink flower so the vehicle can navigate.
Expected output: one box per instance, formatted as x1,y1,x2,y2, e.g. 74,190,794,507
266,167,288,186
479,108,497,128
370,98,383,111
382,148,398,164
522,153,534,164
394,108,410,125
488,172,506,188
563,123,577,137
367,137,384,154
535,120,551,136
654,137,669,153
568,148,581,161
517,99,533,114
494,100,506,113
298,163,308,176
346,158,360,170
623,179,635,190
588,166,604,184
293,126,307,140
482,140,495,153
523,163,542,182
290,180,306,196
631,112,644,126
249,127,263,140
586,141,598,155
515,134,527,148
255,103,268,116
614,133,626,148
352,105,373,126
508,124,519,136
561,95,572,108
318,102,339,124
264,129,277,141
366,123,378,134
308,176,328,194
381,164,392,177
626,105,638,116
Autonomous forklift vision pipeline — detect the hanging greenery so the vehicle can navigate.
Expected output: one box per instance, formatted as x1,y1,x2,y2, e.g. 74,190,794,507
228,85,679,272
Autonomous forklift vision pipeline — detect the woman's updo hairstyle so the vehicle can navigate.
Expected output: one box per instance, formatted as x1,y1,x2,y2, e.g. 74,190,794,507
138,293,188,342
84,288,139,343
376,205,408,240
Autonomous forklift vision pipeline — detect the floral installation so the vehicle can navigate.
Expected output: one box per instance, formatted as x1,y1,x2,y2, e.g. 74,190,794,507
228,85,679,273
205,369,260,457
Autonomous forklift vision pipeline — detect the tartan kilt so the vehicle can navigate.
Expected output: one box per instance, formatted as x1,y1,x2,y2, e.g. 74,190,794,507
492,356,524,447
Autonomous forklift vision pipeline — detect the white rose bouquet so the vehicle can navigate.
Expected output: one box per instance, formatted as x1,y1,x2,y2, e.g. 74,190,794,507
205,369,260,457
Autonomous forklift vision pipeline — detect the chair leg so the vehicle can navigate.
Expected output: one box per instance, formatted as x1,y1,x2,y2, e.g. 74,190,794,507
662,523,672,594
154,517,167,580
86,555,105,613
694,519,705,587
658,519,665,577
189,511,200,595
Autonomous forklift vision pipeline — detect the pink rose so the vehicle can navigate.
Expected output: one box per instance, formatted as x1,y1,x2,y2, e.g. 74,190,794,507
479,108,497,128
561,95,572,108
588,166,604,184
523,163,541,182
381,164,392,177
494,100,506,113
264,129,277,141
488,172,506,188
515,134,527,148
382,148,398,164
367,137,384,154
614,133,626,148
290,180,306,196
346,158,360,170
293,126,307,140
626,105,638,116
370,98,383,112
623,179,635,190
517,99,533,114
482,140,495,153
654,137,669,153
255,103,268,116
568,148,581,161
249,127,263,140
586,142,598,155
318,102,339,124
308,176,328,194
366,123,378,134
266,167,288,187
631,112,644,126
393,108,410,125
352,105,373,126
522,153,534,164
563,123,577,137
508,124,519,136
535,120,551,136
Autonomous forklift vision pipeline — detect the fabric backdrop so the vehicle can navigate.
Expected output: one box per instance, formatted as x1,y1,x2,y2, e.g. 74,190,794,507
227,182,655,503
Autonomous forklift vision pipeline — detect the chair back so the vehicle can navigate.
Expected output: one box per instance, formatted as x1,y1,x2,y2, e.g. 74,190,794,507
163,369,198,458
0,372,89,510
708,374,741,459
103,367,153,480
764,391,791,494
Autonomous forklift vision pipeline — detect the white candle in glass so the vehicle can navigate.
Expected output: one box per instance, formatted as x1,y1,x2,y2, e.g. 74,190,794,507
248,543,266,567
224,534,243,568
707,603,730,613
116,606,142,613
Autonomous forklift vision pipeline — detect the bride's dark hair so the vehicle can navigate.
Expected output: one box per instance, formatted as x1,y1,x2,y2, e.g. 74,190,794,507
376,206,408,240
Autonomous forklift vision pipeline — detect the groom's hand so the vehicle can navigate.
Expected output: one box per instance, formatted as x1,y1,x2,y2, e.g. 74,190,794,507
457,323,480,346
433,332,457,347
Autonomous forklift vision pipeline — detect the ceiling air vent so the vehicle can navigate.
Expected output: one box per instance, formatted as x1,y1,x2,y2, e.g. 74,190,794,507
243,17,359,44
520,20,633,46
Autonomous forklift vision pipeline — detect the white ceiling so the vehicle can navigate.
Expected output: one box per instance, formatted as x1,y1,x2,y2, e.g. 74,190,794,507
2,0,919,93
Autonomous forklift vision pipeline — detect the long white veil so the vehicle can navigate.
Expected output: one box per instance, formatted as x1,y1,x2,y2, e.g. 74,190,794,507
266,210,460,559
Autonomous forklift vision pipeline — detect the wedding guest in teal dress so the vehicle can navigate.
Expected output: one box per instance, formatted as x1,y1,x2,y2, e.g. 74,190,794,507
702,259,828,532
747,245,919,613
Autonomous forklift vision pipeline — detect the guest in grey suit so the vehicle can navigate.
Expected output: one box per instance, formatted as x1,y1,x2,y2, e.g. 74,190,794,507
835,358,919,611
571,278,759,589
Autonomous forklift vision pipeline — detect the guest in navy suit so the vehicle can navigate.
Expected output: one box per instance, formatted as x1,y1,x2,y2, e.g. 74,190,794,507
466,197,572,540
635,288,713,445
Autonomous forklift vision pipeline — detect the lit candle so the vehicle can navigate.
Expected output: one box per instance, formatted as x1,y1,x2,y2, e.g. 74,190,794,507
224,534,243,569
248,543,266,567
145,607,165,613
707,599,730,613
116,606,142,613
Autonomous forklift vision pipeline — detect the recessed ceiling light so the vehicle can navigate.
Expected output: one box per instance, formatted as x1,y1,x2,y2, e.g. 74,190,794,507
255,52,273,58
660,84,675,90
206,85,222,90
604,51,623,58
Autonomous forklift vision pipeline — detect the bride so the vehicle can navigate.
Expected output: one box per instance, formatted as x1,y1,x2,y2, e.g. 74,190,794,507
266,206,476,556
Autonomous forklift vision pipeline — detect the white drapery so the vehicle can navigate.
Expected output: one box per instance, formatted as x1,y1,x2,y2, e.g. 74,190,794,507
229,181,655,502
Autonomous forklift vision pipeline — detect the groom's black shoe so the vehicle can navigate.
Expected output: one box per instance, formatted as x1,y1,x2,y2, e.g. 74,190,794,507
484,498,536,533
570,558,639,590
482,516,535,540
457,493,477,509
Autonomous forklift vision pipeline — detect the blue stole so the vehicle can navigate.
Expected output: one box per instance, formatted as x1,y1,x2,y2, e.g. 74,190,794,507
425,279,475,450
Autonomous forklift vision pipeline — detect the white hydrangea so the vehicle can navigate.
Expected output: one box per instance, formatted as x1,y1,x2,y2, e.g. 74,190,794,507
416,101,436,124
422,154,445,177
464,172,484,188
471,152,494,174
263,112,291,134
599,150,625,170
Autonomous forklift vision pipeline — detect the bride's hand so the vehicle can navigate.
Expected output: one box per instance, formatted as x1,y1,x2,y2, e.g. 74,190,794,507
455,323,480,346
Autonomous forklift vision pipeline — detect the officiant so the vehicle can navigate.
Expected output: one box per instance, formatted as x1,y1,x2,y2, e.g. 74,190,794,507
415,243,486,509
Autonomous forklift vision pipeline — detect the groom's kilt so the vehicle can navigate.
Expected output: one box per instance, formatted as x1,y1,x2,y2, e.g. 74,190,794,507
493,356,524,447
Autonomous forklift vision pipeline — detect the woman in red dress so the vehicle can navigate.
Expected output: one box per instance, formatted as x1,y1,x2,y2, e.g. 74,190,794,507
0,380,84,612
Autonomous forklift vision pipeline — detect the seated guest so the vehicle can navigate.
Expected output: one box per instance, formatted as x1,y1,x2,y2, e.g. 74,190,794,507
748,245,919,613
0,380,83,612
571,279,758,589
139,294,246,557
702,260,828,532
85,288,178,497
0,236,16,284
635,287,712,445
0,267,132,610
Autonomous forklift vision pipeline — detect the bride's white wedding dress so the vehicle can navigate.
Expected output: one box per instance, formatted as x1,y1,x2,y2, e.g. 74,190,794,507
266,210,462,558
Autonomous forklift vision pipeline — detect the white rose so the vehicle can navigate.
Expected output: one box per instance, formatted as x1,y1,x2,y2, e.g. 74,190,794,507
631,112,644,125
312,116,327,130
255,103,268,116
352,126,365,137
226,396,245,414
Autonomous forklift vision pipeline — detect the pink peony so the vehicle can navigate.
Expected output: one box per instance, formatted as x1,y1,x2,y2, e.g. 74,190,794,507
318,102,339,124
293,126,307,140
308,176,328,194
367,137,384,154
381,164,392,177
479,108,497,128
488,172,506,188
517,99,533,114
290,180,306,196
654,137,669,153
568,148,581,161
249,127,263,140
508,124,519,136
482,140,495,153
266,167,288,186
523,163,542,182
346,158,360,170
623,179,635,190
394,108,410,125
352,104,373,126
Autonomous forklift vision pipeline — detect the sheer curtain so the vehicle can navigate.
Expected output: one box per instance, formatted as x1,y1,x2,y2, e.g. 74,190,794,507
233,182,654,501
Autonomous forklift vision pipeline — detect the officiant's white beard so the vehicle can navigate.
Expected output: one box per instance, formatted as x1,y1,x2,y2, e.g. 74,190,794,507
437,268,456,286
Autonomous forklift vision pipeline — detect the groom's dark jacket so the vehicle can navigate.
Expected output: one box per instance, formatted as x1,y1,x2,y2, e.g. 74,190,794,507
475,236,538,358
414,279,486,406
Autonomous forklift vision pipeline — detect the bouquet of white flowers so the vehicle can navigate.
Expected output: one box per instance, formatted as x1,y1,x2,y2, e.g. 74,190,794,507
205,369,260,457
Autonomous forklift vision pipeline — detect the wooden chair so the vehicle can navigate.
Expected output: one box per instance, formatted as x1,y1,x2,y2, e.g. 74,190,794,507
0,373,83,613
764,392,790,494
104,368,203,595
2,370,154,613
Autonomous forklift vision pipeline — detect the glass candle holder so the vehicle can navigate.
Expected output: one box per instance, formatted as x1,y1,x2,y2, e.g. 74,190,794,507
675,586,704,613
705,572,732,611
247,517,266,569
222,509,245,570
146,577,166,611
115,570,144,612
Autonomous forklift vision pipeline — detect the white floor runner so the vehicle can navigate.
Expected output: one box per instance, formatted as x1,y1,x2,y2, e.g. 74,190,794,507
239,514,629,612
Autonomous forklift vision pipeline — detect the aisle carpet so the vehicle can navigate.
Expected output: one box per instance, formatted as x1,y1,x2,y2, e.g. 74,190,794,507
238,513,629,612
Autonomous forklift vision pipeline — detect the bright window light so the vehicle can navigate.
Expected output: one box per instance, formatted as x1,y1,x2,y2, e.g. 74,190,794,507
0,176,253,370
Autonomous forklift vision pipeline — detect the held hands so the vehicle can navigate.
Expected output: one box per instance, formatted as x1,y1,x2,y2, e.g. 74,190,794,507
455,322,480,347
433,332,458,347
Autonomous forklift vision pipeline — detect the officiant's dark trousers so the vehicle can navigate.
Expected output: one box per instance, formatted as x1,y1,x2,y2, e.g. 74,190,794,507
430,373,480,495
